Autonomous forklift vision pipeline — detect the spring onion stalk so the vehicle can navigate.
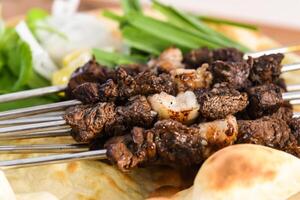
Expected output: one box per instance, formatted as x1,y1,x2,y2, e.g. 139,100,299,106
121,0,142,14
92,48,148,67
199,16,258,30
127,12,219,49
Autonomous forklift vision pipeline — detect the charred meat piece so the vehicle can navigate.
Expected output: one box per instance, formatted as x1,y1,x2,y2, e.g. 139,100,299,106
117,68,177,98
183,47,213,69
64,102,116,142
170,64,212,92
71,67,177,103
105,115,238,171
246,84,283,118
212,47,244,62
64,96,157,142
148,47,184,73
237,116,300,156
67,59,111,97
248,53,284,85
211,60,251,89
289,118,300,145
72,80,118,104
269,105,293,122
195,83,248,120
107,95,158,136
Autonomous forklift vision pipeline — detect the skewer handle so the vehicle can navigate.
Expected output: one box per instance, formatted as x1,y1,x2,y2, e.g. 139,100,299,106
0,85,67,103
0,150,107,170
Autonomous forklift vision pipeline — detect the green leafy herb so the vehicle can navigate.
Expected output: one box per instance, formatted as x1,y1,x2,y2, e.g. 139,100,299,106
121,0,142,14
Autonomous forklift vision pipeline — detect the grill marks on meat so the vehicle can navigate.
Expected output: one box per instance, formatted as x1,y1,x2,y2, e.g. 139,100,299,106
211,61,251,89
195,83,248,120
246,84,283,118
248,53,284,85
64,96,157,142
105,115,238,171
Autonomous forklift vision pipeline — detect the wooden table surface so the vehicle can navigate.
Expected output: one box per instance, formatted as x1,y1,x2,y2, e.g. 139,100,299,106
3,0,300,46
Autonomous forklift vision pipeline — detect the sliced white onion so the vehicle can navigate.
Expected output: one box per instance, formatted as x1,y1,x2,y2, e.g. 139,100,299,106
148,91,200,124
15,21,58,80
51,0,80,17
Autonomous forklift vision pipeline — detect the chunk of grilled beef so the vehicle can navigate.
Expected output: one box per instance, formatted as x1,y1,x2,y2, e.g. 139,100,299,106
269,105,293,122
211,60,251,89
117,68,177,98
248,53,284,85
289,118,300,145
64,96,157,142
64,102,116,142
246,84,283,118
67,59,112,97
72,80,118,104
237,116,300,156
195,83,248,120
106,95,157,136
105,115,238,171
212,47,244,62
183,47,213,69
183,47,245,69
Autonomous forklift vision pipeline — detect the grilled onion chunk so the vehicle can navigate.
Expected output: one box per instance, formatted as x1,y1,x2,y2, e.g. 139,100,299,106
148,91,200,124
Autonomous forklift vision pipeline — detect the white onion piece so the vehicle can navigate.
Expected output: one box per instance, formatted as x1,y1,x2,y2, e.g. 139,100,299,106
148,91,200,124
16,21,58,80
171,63,213,92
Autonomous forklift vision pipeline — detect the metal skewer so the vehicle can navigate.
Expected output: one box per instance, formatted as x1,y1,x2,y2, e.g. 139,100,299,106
0,100,81,120
0,85,66,103
0,143,89,154
0,149,107,170
244,45,300,59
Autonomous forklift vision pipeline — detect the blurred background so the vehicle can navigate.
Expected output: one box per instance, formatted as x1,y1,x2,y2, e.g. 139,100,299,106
2,0,300,45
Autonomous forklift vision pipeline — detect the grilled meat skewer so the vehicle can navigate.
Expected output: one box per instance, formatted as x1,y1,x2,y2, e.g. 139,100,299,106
105,115,238,171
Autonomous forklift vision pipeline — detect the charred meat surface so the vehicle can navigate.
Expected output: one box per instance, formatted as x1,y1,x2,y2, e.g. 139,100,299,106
212,47,244,62
67,59,111,97
183,47,213,68
195,83,248,120
117,68,177,98
289,118,300,145
248,53,284,85
64,96,157,142
246,84,283,118
105,115,238,171
64,102,116,142
269,105,293,123
211,60,251,89
237,117,300,155
107,95,157,136
72,80,118,104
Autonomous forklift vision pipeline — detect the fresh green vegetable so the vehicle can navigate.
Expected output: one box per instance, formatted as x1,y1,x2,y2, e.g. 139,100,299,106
199,16,258,30
102,10,125,23
121,0,142,14
92,48,148,67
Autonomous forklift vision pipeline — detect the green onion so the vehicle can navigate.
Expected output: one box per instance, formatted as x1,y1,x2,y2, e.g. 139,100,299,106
199,16,258,30
102,10,125,23
92,48,148,67
122,26,173,55
127,12,219,49
121,0,142,14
